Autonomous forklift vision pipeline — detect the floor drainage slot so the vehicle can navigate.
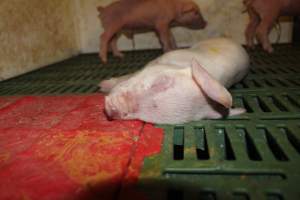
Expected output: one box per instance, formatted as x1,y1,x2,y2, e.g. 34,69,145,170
173,127,184,160
266,193,284,200
279,127,300,155
194,127,209,160
199,191,216,200
276,79,288,87
267,96,288,111
253,96,271,112
283,95,300,109
264,80,275,87
233,192,250,200
258,128,289,161
237,96,253,113
237,128,262,161
287,79,300,86
251,79,262,87
217,128,236,160
167,189,183,200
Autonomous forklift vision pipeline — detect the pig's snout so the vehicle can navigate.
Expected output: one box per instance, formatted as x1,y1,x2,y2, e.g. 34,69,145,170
187,20,206,29
104,97,121,120
104,107,119,121
201,20,207,29
188,15,207,29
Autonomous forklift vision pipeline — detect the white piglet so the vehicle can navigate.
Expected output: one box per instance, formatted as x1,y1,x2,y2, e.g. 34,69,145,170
100,38,250,124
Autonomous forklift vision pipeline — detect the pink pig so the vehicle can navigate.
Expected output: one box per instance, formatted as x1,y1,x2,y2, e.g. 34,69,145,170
97,0,207,63
99,38,250,124
244,0,300,53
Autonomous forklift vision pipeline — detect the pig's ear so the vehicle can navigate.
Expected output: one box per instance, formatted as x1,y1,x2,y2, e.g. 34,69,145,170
191,59,232,108
182,2,198,14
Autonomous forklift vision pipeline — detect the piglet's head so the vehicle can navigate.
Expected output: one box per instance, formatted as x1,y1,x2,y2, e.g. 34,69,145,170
175,1,207,29
104,96,120,120
104,90,138,121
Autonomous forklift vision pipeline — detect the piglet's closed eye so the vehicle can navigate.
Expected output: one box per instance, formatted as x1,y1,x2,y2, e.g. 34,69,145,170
191,59,233,108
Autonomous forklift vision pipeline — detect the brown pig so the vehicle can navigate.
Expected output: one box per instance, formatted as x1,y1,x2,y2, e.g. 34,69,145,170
244,0,300,53
97,0,207,63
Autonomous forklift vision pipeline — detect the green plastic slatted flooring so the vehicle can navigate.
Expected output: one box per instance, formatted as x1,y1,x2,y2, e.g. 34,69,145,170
1,44,300,200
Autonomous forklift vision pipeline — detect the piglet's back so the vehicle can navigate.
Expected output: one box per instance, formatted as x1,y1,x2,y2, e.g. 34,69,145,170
98,0,176,29
153,38,249,87
191,38,249,87
98,0,145,28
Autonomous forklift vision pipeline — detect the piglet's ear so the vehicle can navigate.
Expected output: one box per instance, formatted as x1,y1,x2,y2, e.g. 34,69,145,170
191,59,232,108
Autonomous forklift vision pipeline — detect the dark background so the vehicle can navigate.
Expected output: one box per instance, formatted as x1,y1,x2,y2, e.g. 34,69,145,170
293,16,300,44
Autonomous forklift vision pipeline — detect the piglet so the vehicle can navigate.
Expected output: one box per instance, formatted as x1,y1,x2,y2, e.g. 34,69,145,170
100,38,249,124
97,0,207,63
244,0,300,53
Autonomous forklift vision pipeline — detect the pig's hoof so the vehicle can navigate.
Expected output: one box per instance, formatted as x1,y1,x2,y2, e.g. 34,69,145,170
114,52,124,59
263,44,274,54
101,57,108,63
267,47,274,53
99,53,108,63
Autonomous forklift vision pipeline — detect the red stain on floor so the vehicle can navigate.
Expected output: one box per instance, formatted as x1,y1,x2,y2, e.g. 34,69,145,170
0,95,164,200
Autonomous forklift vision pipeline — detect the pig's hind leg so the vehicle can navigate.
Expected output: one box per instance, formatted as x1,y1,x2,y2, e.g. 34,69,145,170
205,107,246,119
255,7,280,53
111,35,124,58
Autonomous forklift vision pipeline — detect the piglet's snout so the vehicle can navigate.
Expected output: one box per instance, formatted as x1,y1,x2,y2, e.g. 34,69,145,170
202,20,207,28
189,18,207,29
104,107,119,120
104,97,121,120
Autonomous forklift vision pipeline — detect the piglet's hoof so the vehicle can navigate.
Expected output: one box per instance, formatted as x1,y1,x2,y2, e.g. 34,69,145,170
113,52,125,59
265,46,274,53
99,53,108,63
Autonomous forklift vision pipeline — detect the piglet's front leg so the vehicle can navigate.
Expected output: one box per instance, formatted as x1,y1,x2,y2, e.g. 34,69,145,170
155,22,174,52
99,25,121,63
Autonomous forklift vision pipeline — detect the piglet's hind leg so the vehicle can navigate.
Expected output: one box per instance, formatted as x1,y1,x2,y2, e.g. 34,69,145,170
255,8,280,53
206,107,246,119
111,35,124,58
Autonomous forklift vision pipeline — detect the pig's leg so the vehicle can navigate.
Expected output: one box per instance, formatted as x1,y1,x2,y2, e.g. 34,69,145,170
111,35,124,58
170,32,177,49
245,8,260,49
205,107,246,119
155,22,173,52
255,9,279,53
99,26,121,63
